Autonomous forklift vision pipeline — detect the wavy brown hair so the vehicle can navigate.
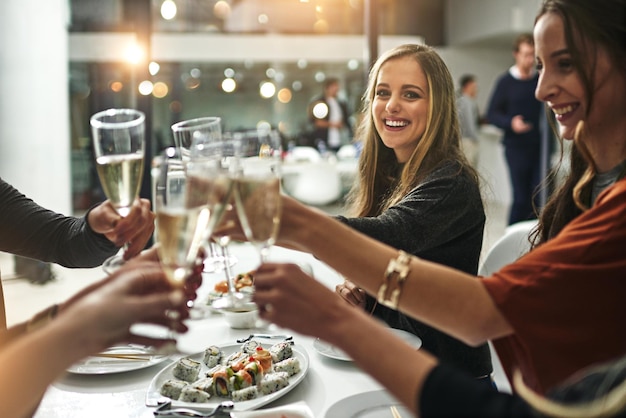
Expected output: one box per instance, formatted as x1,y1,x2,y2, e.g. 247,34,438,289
347,44,477,217
531,0,626,246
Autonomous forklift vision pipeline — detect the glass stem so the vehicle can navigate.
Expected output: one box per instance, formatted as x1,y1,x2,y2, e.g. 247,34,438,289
220,241,237,298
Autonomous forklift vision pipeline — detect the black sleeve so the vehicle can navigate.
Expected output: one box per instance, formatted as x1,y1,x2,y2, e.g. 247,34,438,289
420,364,535,418
0,178,118,268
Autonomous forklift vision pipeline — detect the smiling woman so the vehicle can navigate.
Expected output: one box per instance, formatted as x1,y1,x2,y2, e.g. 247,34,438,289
330,44,493,382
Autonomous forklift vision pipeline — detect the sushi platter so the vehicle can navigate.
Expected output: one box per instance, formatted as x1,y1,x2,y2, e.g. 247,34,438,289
146,340,309,412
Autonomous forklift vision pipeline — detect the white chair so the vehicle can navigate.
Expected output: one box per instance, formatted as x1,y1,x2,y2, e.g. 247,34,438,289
479,219,537,277
478,219,537,394
336,144,358,160
287,146,322,163
285,162,342,206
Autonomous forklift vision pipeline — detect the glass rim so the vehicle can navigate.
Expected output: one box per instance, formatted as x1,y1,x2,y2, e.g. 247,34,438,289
171,116,221,133
90,108,145,129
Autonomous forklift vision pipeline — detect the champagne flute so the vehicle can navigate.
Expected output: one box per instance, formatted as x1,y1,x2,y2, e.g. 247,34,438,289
154,147,211,320
90,108,145,274
171,117,233,273
234,128,283,264
209,132,257,312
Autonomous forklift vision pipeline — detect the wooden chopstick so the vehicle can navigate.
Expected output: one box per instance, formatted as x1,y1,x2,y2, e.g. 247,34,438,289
92,353,156,361
390,405,403,418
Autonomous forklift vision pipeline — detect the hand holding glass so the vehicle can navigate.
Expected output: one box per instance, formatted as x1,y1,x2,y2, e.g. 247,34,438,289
90,108,145,273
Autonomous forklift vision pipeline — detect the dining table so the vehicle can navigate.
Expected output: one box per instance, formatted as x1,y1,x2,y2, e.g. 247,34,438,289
26,242,409,418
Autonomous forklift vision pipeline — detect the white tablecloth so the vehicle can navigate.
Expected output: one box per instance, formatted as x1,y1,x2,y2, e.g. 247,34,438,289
32,243,387,418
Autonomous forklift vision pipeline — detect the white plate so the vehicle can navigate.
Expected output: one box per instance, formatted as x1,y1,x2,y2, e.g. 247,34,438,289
314,328,422,362
325,390,411,418
230,400,314,418
146,342,309,412
67,345,168,375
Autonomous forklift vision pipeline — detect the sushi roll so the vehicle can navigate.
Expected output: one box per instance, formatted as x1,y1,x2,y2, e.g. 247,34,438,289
212,367,234,397
243,360,264,384
258,372,290,395
241,340,262,355
231,386,258,402
273,357,300,376
269,341,293,363
225,350,246,366
230,369,253,391
252,346,272,371
190,377,214,396
203,345,222,368
178,386,211,403
173,357,202,382
160,379,187,400
205,364,223,378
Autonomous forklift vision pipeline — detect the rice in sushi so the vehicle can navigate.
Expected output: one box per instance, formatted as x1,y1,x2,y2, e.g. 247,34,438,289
273,357,300,376
173,357,202,382
190,377,214,395
160,379,187,399
269,341,293,363
258,372,290,395
231,386,258,402
178,386,211,403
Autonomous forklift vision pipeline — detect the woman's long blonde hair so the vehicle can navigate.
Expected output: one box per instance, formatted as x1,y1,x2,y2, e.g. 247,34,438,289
346,44,477,217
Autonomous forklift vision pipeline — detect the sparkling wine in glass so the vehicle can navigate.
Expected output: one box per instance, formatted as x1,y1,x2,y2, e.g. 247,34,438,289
172,117,233,274
234,128,283,264
154,148,211,295
90,108,145,273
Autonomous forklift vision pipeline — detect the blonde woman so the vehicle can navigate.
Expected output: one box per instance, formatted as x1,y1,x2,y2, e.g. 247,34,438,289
334,44,492,381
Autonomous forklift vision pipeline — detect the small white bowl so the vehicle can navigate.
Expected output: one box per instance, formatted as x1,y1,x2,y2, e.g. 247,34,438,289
223,308,260,329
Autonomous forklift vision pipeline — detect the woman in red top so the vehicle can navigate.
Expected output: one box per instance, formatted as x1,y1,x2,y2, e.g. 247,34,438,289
222,0,626,415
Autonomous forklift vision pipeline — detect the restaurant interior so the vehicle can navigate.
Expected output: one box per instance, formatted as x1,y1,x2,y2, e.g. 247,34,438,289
0,0,549,416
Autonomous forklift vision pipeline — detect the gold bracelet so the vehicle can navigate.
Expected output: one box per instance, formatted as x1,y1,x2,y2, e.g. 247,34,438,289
26,304,58,333
376,251,412,309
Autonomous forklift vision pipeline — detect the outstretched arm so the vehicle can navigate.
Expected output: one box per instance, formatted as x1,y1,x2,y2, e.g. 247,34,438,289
276,196,513,346
0,260,187,418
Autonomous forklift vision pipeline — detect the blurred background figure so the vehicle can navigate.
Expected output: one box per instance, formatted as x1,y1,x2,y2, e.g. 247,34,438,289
487,33,544,225
307,77,353,153
456,74,481,168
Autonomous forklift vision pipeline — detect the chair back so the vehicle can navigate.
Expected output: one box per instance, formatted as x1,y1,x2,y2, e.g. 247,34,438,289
479,219,537,277
286,162,342,206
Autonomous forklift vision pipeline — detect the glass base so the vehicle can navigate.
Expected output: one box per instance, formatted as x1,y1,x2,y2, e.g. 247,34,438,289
102,253,125,275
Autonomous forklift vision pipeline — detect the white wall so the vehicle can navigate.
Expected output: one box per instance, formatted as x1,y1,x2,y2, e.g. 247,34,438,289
446,0,543,46
0,0,71,214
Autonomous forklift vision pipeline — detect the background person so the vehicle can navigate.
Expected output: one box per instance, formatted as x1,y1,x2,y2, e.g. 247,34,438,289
307,77,352,152
487,33,545,225
456,74,482,167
